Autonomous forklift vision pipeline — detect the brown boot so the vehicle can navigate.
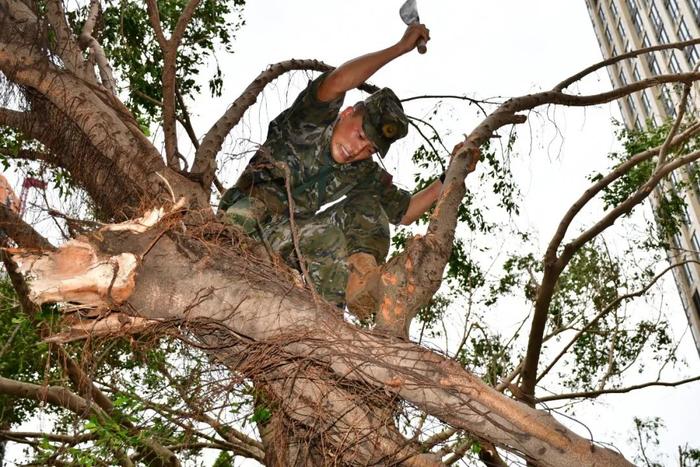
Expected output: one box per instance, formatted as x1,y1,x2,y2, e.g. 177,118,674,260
345,252,381,320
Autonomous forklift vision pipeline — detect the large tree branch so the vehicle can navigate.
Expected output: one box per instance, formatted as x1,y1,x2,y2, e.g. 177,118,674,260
45,0,95,85
11,221,634,466
0,203,54,250
0,43,210,212
146,0,202,170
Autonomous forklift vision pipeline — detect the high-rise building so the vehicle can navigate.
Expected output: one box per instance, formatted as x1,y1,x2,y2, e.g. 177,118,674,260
585,0,700,355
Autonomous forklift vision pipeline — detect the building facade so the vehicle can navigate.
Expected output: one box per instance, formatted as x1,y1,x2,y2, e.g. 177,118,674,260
585,0,700,355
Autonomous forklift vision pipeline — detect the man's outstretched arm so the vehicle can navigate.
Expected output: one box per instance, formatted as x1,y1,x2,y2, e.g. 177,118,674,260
316,23,430,103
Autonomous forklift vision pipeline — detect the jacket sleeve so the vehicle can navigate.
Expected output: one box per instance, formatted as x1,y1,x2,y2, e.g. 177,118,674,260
274,72,345,137
363,164,412,225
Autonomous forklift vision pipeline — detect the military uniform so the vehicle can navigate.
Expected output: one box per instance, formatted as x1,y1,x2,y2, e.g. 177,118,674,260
220,73,411,304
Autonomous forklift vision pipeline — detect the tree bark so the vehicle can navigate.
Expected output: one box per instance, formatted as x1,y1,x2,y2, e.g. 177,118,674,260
12,221,634,467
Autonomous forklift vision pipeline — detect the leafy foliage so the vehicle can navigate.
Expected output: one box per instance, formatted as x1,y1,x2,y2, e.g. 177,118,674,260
68,0,246,126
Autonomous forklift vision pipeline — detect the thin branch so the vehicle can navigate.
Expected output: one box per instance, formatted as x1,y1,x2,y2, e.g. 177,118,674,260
78,0,116,94
535,261,689,384
656,83,692,168
554,37,700,91
545,122,700,266
171,0,202,47
563,147,700,262
175,86,199,149
401,94,495,116
0,431,97,445
537,375,700,402
145,0,167,49
407,115,451,161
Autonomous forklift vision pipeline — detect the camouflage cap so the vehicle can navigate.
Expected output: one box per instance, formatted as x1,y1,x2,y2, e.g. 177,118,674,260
359,88,408,158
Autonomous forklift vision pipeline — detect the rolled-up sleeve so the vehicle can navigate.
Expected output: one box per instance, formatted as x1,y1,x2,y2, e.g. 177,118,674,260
374,168,412,225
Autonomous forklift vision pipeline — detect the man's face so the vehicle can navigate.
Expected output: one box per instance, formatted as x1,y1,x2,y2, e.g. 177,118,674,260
330,107,378,164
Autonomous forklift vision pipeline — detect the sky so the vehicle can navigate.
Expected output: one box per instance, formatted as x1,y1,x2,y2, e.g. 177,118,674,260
6,0,700,465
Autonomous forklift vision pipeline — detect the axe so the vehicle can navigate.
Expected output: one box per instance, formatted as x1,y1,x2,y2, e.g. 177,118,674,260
399,0,427,54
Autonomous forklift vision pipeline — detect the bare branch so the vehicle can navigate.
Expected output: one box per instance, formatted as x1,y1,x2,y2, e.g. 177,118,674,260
554,37,700,91
656,83,692,167
145,0,167,49
0,431,97,445
0,375,108,420
545,122,700,267
77,0,116,94
564,148,700,262
537,375,700,403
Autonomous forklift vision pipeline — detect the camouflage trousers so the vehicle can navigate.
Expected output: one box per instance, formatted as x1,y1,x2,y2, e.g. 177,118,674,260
221,190,391,305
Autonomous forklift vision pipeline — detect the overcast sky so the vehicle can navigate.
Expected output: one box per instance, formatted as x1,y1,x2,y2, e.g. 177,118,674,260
6,1,699,465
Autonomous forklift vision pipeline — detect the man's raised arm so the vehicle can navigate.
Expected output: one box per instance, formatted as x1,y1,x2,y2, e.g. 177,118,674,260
316,24,430,102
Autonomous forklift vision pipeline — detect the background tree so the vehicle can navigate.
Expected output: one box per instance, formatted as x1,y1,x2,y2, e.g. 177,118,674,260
0,1,698,466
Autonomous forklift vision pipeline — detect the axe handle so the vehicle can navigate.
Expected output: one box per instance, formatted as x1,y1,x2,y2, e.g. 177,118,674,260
416,37,427,54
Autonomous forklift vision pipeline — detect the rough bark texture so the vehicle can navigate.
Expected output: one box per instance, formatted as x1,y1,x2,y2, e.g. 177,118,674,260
12,224,633,467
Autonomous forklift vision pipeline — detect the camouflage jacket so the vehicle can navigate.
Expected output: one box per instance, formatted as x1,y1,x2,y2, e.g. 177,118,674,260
229,72,412,224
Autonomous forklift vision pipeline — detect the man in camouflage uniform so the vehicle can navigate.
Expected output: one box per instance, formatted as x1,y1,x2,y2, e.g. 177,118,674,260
220,24,475,315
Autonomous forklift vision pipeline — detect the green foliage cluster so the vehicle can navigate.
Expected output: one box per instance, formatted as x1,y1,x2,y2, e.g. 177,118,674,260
67,0,246,126
0,278,51,427
591,120,700,246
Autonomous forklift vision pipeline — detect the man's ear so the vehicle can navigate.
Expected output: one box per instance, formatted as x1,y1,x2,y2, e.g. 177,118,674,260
339,106,354,119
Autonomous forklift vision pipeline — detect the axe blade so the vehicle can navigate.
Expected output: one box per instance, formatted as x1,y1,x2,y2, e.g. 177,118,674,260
399,0,426,54
399,0,419,24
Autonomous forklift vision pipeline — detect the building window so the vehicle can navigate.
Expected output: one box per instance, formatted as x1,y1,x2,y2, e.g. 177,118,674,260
642,32,651,49
631,11,644,36
687,46,699,67
683,262,694,284
617,20,627,42
691,0,700,26
641,90,653,115
633,63,641,81
605,25,614,47
692,291,700,319
669,52,681,74
598,5,607,23
678,18,691,41
661,85,676,117
647,53,661,75
692,232,700,255
649,114,659,127
626,95,639,116
673,232,683,249
650,3,663,29
655,23,669,44
619,68,628,85
611,0,621,18
664,0,681,20
671,170,680,186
